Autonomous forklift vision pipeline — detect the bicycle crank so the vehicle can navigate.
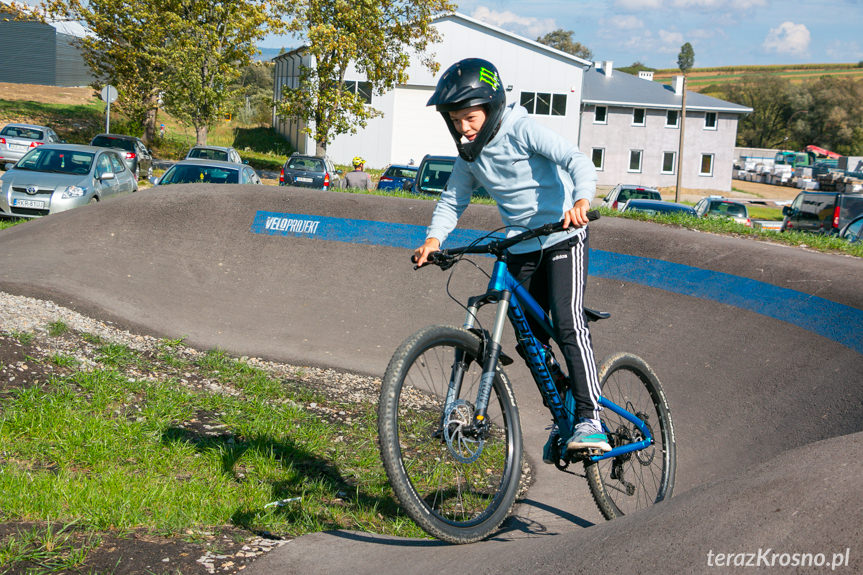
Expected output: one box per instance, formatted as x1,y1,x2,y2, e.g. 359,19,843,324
442,399,484,463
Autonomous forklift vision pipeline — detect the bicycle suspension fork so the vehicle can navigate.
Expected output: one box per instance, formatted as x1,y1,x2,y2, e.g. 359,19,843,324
444,264,512,434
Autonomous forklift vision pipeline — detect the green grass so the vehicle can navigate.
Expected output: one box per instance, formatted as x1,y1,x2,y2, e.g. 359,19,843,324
0,521,102,573
0,98,105,145
0,331,427,546
0,218,29,231
599,206,863,257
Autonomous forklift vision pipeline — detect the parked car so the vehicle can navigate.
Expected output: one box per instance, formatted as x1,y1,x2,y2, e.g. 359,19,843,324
780,190,863,235
0,123,62,167
839,214,863,243
89,133,154,180
621,199,697,217
0,143,138,218
151,159,262,185
412,154,455,195
601,184,662,211
694,196,751,227
376,163,418,191
279,153,341,190
185,145,244,164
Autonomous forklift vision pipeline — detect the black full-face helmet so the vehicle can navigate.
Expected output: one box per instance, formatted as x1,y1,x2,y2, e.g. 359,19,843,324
427,58,506,162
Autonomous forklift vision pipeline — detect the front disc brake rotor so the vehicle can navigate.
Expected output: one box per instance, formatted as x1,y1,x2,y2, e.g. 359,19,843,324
442,399,483,463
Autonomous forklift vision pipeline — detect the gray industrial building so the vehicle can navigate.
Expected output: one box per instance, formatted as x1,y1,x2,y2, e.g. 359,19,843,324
0,8,94,87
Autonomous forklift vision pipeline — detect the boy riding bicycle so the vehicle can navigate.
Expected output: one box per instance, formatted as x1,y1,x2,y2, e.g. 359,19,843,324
413,58,610,458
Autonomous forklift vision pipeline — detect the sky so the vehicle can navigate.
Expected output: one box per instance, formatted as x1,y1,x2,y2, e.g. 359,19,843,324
262,0,863,69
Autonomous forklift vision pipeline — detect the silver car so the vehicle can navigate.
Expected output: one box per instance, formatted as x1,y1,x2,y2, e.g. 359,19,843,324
185,145,244,164
152,159,262,185
0,144,138,219
0,123,62,166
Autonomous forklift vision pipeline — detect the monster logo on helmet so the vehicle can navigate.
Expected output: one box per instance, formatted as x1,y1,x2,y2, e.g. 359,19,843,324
478,67,500,90
427,58,507,162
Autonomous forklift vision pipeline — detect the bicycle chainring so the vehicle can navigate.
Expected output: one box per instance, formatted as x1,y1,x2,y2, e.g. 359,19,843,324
442,399,484,463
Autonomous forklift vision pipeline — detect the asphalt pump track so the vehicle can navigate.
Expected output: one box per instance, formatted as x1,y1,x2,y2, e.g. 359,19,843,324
0,186,861,573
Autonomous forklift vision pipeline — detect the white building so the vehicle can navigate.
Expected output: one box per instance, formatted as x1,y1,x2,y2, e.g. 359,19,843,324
580,62,752,192
272,12,751,192
272,12,592,169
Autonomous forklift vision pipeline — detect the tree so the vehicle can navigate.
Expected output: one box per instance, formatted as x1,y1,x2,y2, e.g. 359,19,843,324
275,0,455,157
677,42,694,75
159,0,290,145
233,61,275,125
33,0,169,145
617,61,655,75
722,76,794,148
35,0,289,146
794,76,863,156
536,29,593,60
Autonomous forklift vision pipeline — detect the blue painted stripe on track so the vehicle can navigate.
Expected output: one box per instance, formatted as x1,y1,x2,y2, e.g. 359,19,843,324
250,211,497,247
251,211,863,354
591,252,863,354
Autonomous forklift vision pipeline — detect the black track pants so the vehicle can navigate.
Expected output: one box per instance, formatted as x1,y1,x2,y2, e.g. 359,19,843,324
507,226,602,422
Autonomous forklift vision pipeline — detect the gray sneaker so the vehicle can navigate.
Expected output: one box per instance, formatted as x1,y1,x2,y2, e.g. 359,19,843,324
542,424,559,464
566,420,611,452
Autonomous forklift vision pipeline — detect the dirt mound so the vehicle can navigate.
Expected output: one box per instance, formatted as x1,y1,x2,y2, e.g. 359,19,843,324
0,82,98,105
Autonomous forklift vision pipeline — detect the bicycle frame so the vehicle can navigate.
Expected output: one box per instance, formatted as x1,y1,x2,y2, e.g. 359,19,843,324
451,257,654,463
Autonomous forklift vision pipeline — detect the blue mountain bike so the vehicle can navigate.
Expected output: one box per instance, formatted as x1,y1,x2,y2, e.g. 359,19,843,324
377,213,676,543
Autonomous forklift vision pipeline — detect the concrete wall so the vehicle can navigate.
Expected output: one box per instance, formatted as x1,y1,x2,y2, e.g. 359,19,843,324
580,106,739,192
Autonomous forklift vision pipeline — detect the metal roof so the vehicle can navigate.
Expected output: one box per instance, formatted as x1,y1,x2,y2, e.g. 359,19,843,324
582,66,752,114
433,12,593,68
274,12,594,69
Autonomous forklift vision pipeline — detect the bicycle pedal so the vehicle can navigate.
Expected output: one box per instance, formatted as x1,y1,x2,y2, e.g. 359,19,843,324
566,447,602,460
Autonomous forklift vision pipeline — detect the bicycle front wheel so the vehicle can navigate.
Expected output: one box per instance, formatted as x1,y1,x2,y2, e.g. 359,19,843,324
378,325,522,544
584,352,676,519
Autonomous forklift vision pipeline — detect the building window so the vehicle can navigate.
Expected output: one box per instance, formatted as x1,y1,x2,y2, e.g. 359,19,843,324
666,109,679,128
632,108,646,126
705,112,717,130
592,148,605,171
594,105,607,124
520,92,567,116
662,152,676,174
628,149,643,173
536,93,551,115
700,154,714,176
345,80,372,104
552,94,567,116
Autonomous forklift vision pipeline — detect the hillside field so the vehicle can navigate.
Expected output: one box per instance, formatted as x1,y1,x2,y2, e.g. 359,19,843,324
651,62,863,92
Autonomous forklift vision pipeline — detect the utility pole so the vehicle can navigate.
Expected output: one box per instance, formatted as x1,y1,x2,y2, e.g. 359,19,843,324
674,42,694,203
675,77,687,203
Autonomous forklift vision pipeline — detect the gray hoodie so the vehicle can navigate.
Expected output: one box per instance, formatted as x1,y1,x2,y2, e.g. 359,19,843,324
427,103,597,253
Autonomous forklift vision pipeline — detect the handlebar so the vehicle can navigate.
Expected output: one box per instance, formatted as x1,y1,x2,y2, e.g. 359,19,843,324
413,210,600,269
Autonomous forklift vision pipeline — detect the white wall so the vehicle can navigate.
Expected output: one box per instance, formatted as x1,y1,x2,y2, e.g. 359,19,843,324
580,106,740,192
274,14,587,169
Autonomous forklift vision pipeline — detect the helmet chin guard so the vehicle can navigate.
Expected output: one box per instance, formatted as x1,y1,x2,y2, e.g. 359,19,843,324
428,58,507,162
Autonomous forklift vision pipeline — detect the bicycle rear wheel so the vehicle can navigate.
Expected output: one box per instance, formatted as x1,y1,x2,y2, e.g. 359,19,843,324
584,352,676,519
378,325,522,544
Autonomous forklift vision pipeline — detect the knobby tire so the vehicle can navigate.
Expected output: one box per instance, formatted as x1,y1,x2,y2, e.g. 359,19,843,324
584,352,676,519
378,325,522,544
